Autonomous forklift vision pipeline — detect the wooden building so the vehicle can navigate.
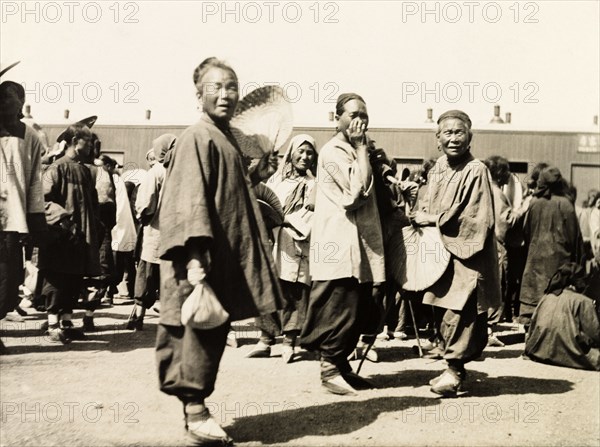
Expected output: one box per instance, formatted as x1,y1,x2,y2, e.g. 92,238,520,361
40,123,600,203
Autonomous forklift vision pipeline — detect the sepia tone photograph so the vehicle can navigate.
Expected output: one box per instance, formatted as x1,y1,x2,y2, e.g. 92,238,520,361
1,1,599,446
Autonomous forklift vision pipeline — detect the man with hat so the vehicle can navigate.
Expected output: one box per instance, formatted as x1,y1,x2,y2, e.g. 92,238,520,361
0,61,47,351
38,122,101,343
410,110,501,396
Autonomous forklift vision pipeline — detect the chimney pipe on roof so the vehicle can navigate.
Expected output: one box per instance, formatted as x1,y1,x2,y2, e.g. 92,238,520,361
328,111,334,122
64,109,70,119
594,115,598,126
24,104,32,118
505,112,511,124
145,109,151,120
425,108,434,123
490,105,505,124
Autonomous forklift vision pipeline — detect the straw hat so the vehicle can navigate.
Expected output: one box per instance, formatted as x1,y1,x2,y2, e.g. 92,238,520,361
56,116,98,142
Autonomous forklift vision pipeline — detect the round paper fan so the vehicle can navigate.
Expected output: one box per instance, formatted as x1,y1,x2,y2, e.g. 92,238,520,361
388,225,451,292
231,85,293,159
254,182,284,229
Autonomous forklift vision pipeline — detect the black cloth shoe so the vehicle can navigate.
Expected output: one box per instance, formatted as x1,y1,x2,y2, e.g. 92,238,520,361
342,371,375,390
61,321,86,340
82,316,95,333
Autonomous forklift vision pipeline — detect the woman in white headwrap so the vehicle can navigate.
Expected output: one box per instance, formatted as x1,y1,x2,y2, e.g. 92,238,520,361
246,134,318,363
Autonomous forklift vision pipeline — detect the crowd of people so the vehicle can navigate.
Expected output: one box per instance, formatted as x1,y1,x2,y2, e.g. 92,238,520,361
1,58,599,446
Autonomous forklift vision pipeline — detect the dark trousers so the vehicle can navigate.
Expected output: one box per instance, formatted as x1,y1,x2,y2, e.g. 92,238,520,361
256,280,308,344
42,271,84,316
434,291,488,367
300,278,375,380
134,260,160,308
156,322,230,404
0,232,23,320
110,251,136,298
505,245,526,320
98,228,115,290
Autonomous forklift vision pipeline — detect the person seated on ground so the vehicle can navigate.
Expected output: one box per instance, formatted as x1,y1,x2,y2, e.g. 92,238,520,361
524,262,600,371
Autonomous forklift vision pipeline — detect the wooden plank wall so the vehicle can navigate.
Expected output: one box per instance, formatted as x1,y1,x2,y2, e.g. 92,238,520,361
41,124,599,188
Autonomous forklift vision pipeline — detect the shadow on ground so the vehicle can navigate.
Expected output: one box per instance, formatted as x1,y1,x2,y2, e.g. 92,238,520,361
0,318,159,355
228,396,439,444
367,369,575,397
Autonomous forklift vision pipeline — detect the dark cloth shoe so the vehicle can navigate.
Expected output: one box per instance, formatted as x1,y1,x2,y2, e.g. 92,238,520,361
342,371,375,390
61,321,87,340
82,316,95,333
125,316,143,331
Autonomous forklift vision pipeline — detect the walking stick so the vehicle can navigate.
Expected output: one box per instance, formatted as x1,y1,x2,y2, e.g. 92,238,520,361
407,298,423,357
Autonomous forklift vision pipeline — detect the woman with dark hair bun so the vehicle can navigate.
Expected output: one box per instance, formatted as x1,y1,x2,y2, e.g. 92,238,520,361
155,58,284,446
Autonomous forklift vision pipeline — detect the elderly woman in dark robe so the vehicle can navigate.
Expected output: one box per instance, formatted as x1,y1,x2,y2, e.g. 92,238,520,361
155,57,283,446
519,166,585,328
246,134,317,363
410,110,501,397
525,262,599,370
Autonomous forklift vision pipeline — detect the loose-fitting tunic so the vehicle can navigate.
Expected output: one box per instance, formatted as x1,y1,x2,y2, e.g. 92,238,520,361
111,173,137,253
136,162,166,264
309,138,385,283
267,147,315,286
158,116,284,326
520,195,584,315
39,156,100,276
424,154,501,313
0,125,45,233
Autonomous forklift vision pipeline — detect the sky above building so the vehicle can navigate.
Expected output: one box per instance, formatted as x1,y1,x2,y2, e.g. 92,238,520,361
2,0,599,130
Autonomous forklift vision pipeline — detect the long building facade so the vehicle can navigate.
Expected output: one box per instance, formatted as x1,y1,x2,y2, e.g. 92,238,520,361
40,123,600,203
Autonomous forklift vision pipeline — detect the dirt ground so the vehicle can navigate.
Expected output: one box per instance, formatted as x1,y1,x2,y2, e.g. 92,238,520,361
1,302,599,447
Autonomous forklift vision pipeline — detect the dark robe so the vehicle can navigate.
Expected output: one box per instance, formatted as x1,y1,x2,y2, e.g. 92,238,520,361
158,116,284,326
525,289,600,371
520,196,584,316
38,156,100,277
